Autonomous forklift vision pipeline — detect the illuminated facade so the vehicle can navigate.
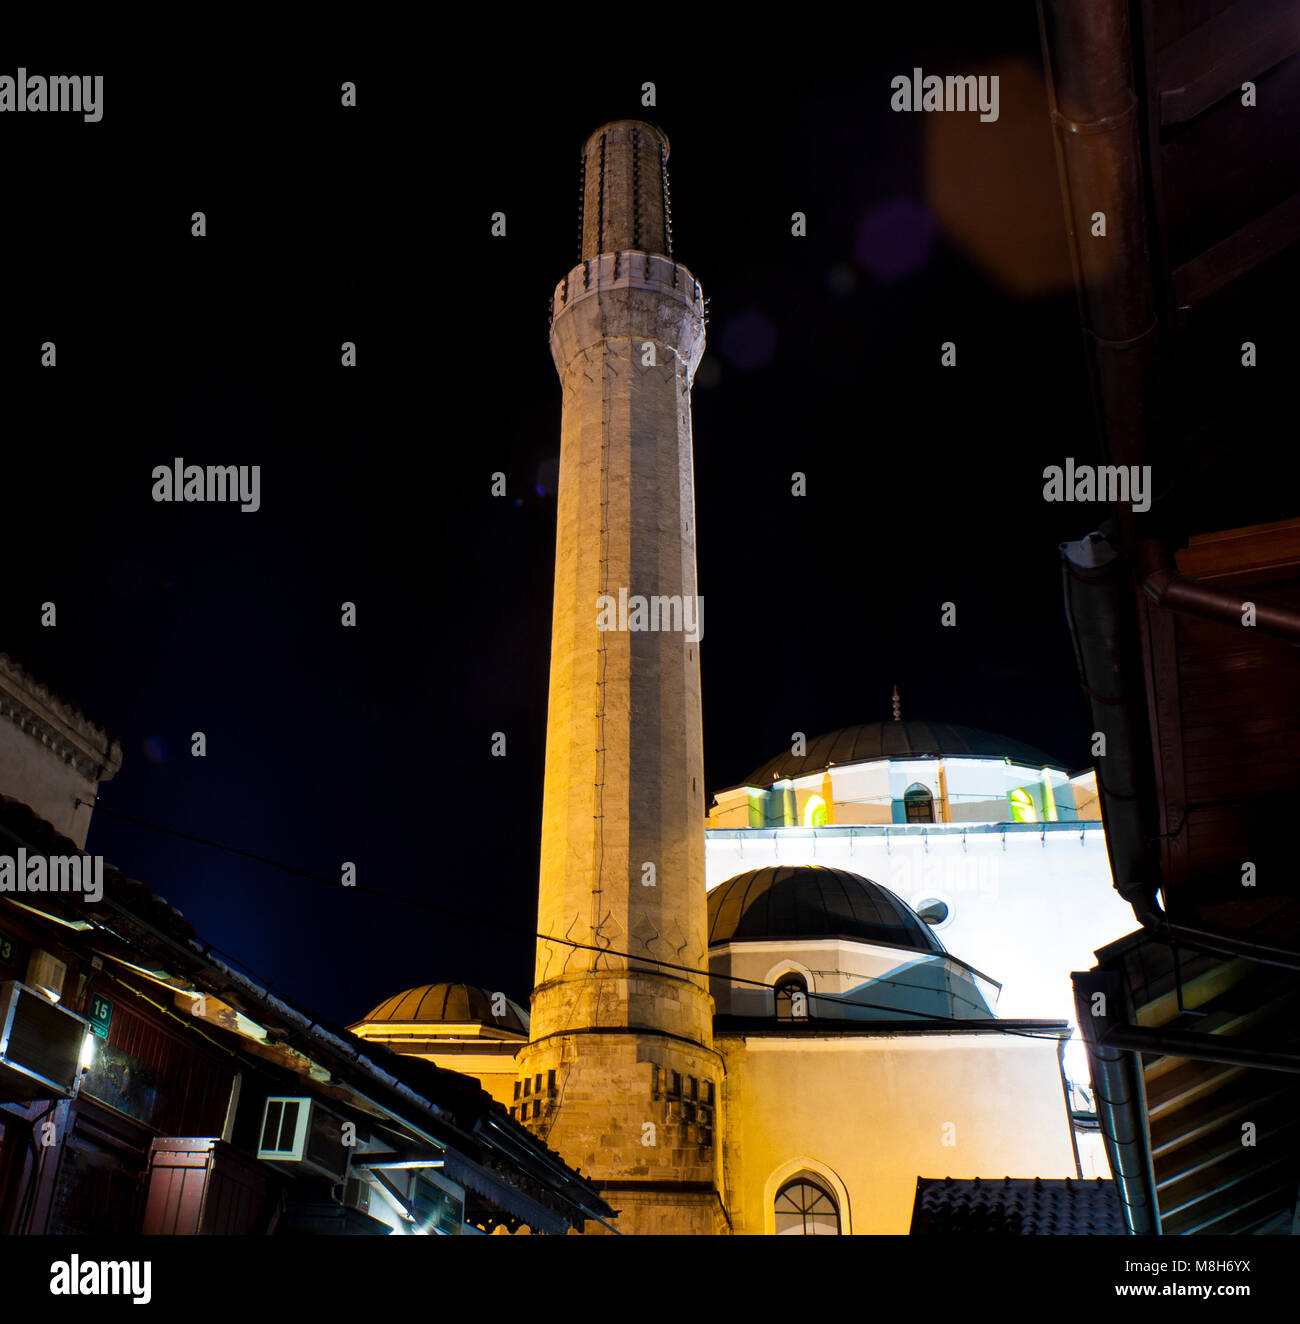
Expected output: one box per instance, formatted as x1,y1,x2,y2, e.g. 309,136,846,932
705,718,1138,1180
349,984,529,1109
351,120,1131,1234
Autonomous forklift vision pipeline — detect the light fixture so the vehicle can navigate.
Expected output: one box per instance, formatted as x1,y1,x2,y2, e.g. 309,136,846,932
917,898,949,926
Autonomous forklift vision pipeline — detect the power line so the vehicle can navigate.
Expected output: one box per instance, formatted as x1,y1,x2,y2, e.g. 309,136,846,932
82,798,1071,1043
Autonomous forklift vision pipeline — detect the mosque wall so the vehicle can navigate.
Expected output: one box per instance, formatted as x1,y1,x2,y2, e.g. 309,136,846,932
388,1044,522,1109
709,937,999,1020
706,822,1136,1028
717,1029,1078,1234
708,757,1100,831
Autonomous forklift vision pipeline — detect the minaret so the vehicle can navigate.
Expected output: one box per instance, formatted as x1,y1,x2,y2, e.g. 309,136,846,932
513,121,721,1235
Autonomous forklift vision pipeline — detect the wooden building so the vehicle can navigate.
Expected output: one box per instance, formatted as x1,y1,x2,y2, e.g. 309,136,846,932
0,666,612,1237
1040,0,1300,1235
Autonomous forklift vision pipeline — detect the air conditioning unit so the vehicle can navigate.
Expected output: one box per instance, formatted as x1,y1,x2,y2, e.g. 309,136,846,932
257,1096,351,1183
0,980,89,1101
413,1170,465,1235
341,1173,371,1214
26,950,67,1002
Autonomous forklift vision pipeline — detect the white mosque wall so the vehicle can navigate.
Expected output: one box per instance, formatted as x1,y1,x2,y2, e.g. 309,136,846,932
705,821,1138,1032
710,756,1098,829
823,755,1074,825
708,937,999,1021
1077,1129,1110,1180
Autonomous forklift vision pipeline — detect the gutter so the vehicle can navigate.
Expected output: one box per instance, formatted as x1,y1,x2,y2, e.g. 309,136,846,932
1073,971,1160,1234
103,892,611,1229
1098,1022,1300,1075
1063,533,1300,937
1135,540,1300,645
196,947,614,1230
1160,923,1300,974
0,800,615,1231
481,1115,622,1234
1037,0,1158,561
1060,532,1164,928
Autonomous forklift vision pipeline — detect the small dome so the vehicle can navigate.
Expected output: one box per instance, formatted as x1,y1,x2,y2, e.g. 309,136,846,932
359,982,528,1035
741,719,1067,786
707,866,944,954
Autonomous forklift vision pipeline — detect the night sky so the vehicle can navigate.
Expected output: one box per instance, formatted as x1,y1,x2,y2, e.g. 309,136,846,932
3,21,1237,1027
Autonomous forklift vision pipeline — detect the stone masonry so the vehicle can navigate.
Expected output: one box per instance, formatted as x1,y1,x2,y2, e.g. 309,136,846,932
513,122,724,1235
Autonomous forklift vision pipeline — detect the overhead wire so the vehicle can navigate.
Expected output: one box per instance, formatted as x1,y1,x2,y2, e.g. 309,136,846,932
79,797,1073,1045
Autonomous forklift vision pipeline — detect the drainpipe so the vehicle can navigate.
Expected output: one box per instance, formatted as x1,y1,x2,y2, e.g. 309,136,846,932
1043,0,1166,936
1100,1023,1300,1075
1161,923,1300,974
1059,533,1300,937
1038,0,1158,552
1073,971,1159,1234
1135,540,1300,645
1061,532,1164,928
1041,1,1300,644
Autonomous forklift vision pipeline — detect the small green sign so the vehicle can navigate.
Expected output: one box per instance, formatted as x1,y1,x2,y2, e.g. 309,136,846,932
88,994,114,1040
0,929,17,967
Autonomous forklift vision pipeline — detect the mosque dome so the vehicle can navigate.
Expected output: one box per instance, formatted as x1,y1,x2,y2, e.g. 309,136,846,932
707,865,945,955
742,719,1067,786
359,982,529,1035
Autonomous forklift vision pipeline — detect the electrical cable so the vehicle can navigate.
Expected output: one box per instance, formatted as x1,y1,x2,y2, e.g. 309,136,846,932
80,798,1072,1045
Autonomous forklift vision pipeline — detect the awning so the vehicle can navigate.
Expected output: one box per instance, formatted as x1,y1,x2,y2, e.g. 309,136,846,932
442,1150,569,1236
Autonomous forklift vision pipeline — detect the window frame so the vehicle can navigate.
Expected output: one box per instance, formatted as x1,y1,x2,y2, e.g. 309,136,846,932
773,1177,841,1235
903,782,935,823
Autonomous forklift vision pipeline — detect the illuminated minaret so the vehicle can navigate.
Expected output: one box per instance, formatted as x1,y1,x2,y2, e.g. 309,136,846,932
514,121,721,1235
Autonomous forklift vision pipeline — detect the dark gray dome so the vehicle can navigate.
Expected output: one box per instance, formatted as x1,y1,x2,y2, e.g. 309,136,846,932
358,982,528,1035
707,866,944,954
741,719,1067,786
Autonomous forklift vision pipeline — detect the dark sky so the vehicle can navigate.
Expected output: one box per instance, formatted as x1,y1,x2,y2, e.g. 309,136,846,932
3,23,1180,1025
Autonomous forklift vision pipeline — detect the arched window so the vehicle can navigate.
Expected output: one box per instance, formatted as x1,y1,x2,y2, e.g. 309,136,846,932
774,973,807,1021
903,783,934,823
774,1178,840,1235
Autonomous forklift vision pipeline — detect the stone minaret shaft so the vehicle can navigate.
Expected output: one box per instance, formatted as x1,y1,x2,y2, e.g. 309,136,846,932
515,121,720,1235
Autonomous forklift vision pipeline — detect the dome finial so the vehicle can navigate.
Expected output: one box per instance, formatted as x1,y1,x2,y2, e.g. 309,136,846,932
892,685,901,722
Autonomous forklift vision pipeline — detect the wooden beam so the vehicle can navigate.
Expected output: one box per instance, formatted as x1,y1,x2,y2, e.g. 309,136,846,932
1157,0,1300,125
1176,517,1300,581
1171,189,1300,308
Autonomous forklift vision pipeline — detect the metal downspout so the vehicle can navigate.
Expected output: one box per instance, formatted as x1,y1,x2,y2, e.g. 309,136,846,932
1038,0,1159,552
1073,971,1160,1234
1061,532,1164,928
1135,540,1300,645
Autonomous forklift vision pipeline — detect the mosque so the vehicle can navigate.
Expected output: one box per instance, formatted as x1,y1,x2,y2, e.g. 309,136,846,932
351,120,1136,1234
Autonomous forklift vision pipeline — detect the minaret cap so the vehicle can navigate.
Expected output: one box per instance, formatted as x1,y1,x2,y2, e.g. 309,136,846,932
578,119,673,261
